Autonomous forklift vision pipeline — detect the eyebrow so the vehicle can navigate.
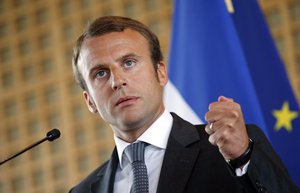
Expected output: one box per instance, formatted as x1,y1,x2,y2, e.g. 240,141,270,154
115,52,141,63
87,53,141,79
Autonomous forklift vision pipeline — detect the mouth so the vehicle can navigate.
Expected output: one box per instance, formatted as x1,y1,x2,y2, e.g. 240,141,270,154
115,96,138,107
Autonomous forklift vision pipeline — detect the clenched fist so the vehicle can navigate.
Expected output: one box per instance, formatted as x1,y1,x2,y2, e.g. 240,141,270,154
205,96,249,161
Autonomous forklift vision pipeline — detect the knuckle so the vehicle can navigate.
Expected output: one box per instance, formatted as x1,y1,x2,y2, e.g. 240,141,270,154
208,102,214,110
204,112,210,121
228,109,240,119
205,125,211,134
216,137,225,147
208,135,216,145
226,121,236,131
219,129,229,142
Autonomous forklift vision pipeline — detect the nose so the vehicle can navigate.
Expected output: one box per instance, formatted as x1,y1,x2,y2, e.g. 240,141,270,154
111,68,127,90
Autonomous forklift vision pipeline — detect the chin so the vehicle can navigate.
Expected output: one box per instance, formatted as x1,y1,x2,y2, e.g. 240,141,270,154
120,115,146,129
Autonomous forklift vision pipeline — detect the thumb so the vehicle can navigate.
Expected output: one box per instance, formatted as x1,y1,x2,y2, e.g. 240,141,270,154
218,96,234,102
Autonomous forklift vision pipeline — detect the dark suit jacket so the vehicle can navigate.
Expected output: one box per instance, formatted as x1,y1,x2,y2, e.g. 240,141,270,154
69,113,299,193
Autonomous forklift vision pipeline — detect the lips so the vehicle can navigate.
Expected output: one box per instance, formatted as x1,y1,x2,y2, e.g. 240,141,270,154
115,96,138,107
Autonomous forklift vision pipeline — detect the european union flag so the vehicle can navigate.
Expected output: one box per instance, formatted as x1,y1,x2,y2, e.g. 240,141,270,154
164,0,300,186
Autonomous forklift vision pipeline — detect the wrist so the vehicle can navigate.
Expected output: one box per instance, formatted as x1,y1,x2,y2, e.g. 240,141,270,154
227,138,254,169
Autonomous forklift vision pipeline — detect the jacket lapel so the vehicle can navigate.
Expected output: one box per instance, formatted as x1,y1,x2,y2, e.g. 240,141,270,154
91,148,119,193
156,113,202,193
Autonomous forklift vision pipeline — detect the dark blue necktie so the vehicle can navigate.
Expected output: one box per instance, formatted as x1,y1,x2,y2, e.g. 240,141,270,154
125,142,149,193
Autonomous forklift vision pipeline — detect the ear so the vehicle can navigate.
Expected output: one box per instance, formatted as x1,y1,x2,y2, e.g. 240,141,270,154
156,61,168,86
83,91,98,113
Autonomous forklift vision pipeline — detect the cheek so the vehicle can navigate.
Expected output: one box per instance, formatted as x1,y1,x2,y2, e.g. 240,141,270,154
94,96,112,121
88,86,108,110
94,92,109,110
98,89,116,110
139,74,163,97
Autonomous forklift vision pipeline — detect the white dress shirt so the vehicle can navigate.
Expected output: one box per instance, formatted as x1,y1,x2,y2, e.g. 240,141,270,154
112,110,248,193
113,110,173,193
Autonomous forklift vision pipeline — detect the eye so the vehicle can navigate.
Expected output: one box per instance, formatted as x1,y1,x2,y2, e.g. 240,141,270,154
124,59,136,68
95,70,108,79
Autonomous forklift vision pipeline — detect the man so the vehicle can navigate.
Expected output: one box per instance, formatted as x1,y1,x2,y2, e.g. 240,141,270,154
69,16,299,193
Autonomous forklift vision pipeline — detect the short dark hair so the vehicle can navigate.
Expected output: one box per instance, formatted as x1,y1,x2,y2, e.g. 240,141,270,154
72,16,164,90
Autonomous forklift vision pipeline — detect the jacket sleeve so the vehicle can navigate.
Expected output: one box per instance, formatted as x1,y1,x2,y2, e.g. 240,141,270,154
245,124,300,193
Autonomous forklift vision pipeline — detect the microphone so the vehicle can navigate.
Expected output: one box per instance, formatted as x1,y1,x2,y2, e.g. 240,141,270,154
0,128,61,165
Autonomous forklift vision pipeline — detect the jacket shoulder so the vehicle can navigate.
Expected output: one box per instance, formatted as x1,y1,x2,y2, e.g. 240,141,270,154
69,160,109,193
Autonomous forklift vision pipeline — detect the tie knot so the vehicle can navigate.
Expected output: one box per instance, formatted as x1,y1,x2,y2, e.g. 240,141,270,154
125,142,147,163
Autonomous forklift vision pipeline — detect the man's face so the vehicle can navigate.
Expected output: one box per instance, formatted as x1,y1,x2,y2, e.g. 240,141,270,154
77,29,168,140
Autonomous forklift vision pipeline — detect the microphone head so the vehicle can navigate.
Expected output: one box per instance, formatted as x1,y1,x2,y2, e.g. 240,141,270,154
46,128,61,141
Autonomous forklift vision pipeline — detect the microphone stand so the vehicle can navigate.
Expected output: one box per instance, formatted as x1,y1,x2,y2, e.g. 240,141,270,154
0,137,48,165
0,128,61,166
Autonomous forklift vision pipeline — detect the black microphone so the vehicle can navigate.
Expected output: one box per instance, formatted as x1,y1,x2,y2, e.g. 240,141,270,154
0,128,61,165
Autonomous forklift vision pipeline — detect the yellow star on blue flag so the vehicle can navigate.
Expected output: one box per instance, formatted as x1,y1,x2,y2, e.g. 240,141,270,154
273,101,298,132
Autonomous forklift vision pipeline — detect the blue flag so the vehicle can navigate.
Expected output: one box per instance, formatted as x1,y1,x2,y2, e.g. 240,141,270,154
164,0,300,186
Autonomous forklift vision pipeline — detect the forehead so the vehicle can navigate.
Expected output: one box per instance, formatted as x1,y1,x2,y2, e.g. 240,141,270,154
79,29,149,63
84,29,149,55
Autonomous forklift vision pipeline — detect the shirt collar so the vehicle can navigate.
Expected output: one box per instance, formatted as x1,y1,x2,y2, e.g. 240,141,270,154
114,110,173,168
